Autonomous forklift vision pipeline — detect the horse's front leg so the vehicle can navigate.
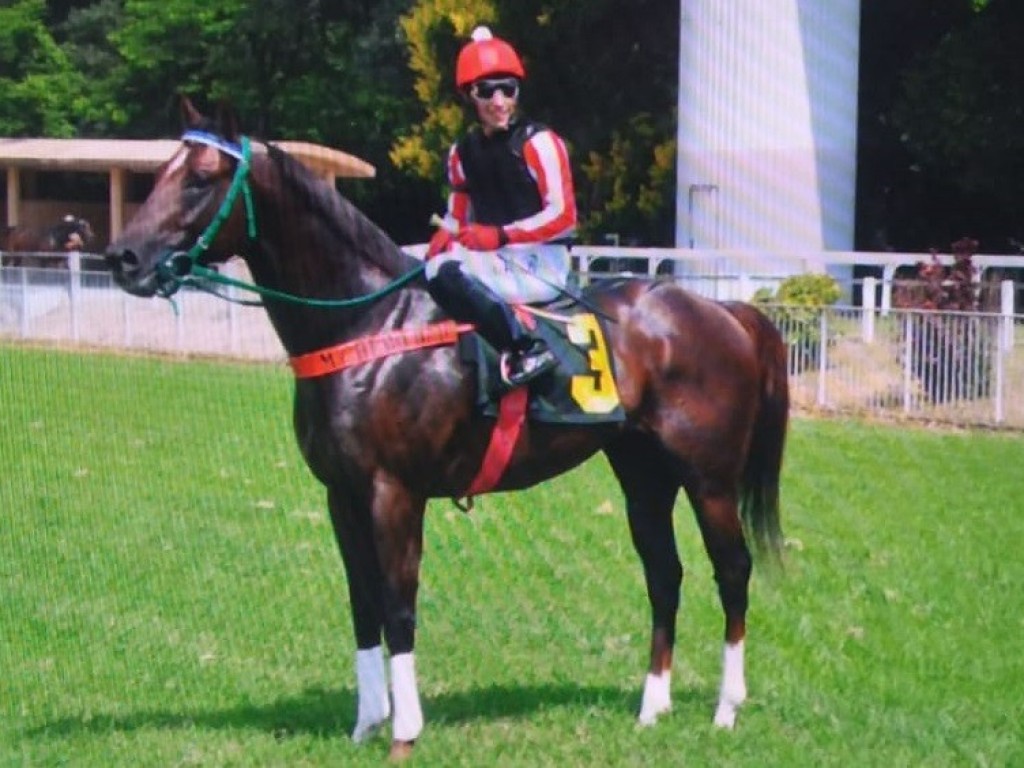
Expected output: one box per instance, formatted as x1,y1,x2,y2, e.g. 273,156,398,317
327,485,390,742
370,473,427,758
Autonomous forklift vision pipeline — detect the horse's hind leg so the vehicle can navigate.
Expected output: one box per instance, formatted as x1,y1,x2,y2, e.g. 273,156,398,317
604,436,683,727
689,490,752,728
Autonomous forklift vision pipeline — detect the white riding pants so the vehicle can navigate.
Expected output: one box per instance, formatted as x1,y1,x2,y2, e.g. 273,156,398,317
425,243,571,304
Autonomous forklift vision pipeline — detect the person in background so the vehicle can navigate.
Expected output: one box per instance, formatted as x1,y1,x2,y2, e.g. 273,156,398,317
425,25,577,388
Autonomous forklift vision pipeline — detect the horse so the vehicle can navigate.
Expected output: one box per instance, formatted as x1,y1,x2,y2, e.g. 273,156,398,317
105,99,789,760
2,214,95,268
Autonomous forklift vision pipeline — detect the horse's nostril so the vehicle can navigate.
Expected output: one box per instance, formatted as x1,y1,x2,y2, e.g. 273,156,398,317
105,248,139,273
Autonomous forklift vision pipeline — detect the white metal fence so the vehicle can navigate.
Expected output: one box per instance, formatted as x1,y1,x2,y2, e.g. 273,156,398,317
3,259,1023,429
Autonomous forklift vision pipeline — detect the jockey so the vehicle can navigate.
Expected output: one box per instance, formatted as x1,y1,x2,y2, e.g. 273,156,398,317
425,25,578,388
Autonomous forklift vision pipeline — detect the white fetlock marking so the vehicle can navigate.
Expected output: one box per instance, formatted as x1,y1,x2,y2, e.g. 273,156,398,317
352,646,390,743
637,670,672,726
390,652,424,743
713,640,746,729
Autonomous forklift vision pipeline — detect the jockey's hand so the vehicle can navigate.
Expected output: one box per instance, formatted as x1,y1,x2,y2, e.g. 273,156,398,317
456,224,508,252
426,228,455,260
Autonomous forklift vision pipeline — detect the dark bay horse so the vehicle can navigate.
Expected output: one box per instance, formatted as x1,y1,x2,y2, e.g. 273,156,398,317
2,214,95,268
105,101,789,758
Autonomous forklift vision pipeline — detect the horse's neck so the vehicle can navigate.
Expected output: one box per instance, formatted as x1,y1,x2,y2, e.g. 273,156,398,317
245,183,426,355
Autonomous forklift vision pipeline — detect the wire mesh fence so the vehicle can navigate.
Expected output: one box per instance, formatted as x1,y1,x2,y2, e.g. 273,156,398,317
765,303,1024,428
3,264,1023,428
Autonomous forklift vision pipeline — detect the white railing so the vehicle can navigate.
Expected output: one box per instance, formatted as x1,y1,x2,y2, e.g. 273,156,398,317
3,252,1023,429
764,303,1023,428
0,262,285,361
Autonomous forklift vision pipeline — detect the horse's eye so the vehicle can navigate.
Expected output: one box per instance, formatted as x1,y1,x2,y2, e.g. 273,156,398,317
184,171,211,191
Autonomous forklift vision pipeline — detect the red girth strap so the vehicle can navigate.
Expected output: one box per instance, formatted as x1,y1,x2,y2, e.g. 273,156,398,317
289,321,472,378
464,386,528,497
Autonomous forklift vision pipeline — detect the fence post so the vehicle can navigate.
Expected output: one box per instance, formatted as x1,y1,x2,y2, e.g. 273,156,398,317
176,292,186,352
19,267,29,338
738,273,752,301
862,277,876,344
817,310,828,407
68,250,81,342
902,312,913,414
994,317,1005,425
881,265,896,316
122,291,131,347
1000,280,1014,353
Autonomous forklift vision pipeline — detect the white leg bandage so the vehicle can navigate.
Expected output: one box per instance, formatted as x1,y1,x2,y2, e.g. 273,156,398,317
352,646,390,743
713,640,747,729
390,652,424,743
637,670,672,726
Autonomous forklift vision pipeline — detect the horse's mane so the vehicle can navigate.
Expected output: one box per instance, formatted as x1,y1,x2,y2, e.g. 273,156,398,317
263,143,421,279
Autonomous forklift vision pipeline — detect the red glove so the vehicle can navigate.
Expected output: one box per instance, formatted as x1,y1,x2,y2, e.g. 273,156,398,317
426,228,454,260
455,223,508,251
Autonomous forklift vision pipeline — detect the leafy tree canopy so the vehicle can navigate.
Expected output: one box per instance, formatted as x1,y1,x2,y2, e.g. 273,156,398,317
0,0,86,136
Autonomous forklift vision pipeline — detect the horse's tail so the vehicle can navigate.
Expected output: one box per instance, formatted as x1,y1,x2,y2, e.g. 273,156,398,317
726,302,789,559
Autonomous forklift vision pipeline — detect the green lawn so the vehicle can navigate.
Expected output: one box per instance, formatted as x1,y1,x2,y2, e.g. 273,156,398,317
2,346,1022,766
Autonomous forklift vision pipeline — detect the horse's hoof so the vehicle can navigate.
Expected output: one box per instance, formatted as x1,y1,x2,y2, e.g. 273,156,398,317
389,739,416,761
713,702,738,729
352,717,387,743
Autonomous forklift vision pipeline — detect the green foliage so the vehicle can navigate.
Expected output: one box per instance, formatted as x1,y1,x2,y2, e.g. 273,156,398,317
754,273,842,373
391,0,494,182
0,0,86,136
578,114,676,246
770,272,843,307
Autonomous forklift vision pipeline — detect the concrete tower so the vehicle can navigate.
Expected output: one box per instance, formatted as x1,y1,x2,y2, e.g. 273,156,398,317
676,0,860,262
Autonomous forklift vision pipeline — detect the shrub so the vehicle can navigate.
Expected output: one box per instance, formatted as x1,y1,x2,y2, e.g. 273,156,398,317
753,273,841,372
893,238,993,403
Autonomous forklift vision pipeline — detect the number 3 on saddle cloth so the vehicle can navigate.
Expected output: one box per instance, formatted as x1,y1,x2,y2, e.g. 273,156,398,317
461,305,626,425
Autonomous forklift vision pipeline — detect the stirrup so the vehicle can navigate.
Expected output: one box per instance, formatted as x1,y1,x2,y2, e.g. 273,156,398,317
500,347,557,388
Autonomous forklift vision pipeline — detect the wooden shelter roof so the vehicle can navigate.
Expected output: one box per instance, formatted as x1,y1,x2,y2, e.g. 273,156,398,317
0,137,376,178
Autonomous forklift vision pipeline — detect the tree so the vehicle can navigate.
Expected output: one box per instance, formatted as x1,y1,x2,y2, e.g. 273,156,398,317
857,0,1024,253
391,0,679,245
390,0,496,182
890,0,1024,252
0,0,86,136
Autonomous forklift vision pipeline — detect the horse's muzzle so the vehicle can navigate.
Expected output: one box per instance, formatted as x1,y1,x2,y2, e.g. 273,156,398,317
106,246,157,296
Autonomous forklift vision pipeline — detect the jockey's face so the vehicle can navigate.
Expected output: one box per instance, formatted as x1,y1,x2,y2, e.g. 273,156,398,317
469,77,519,134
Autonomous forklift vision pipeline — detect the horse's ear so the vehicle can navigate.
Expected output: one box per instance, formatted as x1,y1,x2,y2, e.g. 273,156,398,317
180,95,203,128
215,102,241,142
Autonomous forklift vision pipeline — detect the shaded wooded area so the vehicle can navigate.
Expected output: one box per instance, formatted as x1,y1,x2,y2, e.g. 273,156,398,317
1,0,1020,251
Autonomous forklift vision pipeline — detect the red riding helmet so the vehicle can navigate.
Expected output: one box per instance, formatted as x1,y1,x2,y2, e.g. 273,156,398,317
455,26,525,88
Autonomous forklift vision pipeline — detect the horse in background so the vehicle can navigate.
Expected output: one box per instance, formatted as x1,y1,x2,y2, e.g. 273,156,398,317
2,214,95,268
105,99,789,759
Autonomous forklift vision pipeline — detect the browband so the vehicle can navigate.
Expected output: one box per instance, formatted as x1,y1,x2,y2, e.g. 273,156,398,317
181,129,246,160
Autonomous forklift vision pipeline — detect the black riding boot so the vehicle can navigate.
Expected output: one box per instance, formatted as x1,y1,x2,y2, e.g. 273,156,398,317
428,261,556,387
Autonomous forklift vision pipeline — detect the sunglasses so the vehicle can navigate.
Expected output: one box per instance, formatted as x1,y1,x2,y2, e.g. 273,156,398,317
469,78,520,101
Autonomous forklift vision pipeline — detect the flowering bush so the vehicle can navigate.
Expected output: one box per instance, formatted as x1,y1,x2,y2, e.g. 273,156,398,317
893,238,993,403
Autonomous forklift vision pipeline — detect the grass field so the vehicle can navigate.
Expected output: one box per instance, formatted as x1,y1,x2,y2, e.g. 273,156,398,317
2,345,1022,767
